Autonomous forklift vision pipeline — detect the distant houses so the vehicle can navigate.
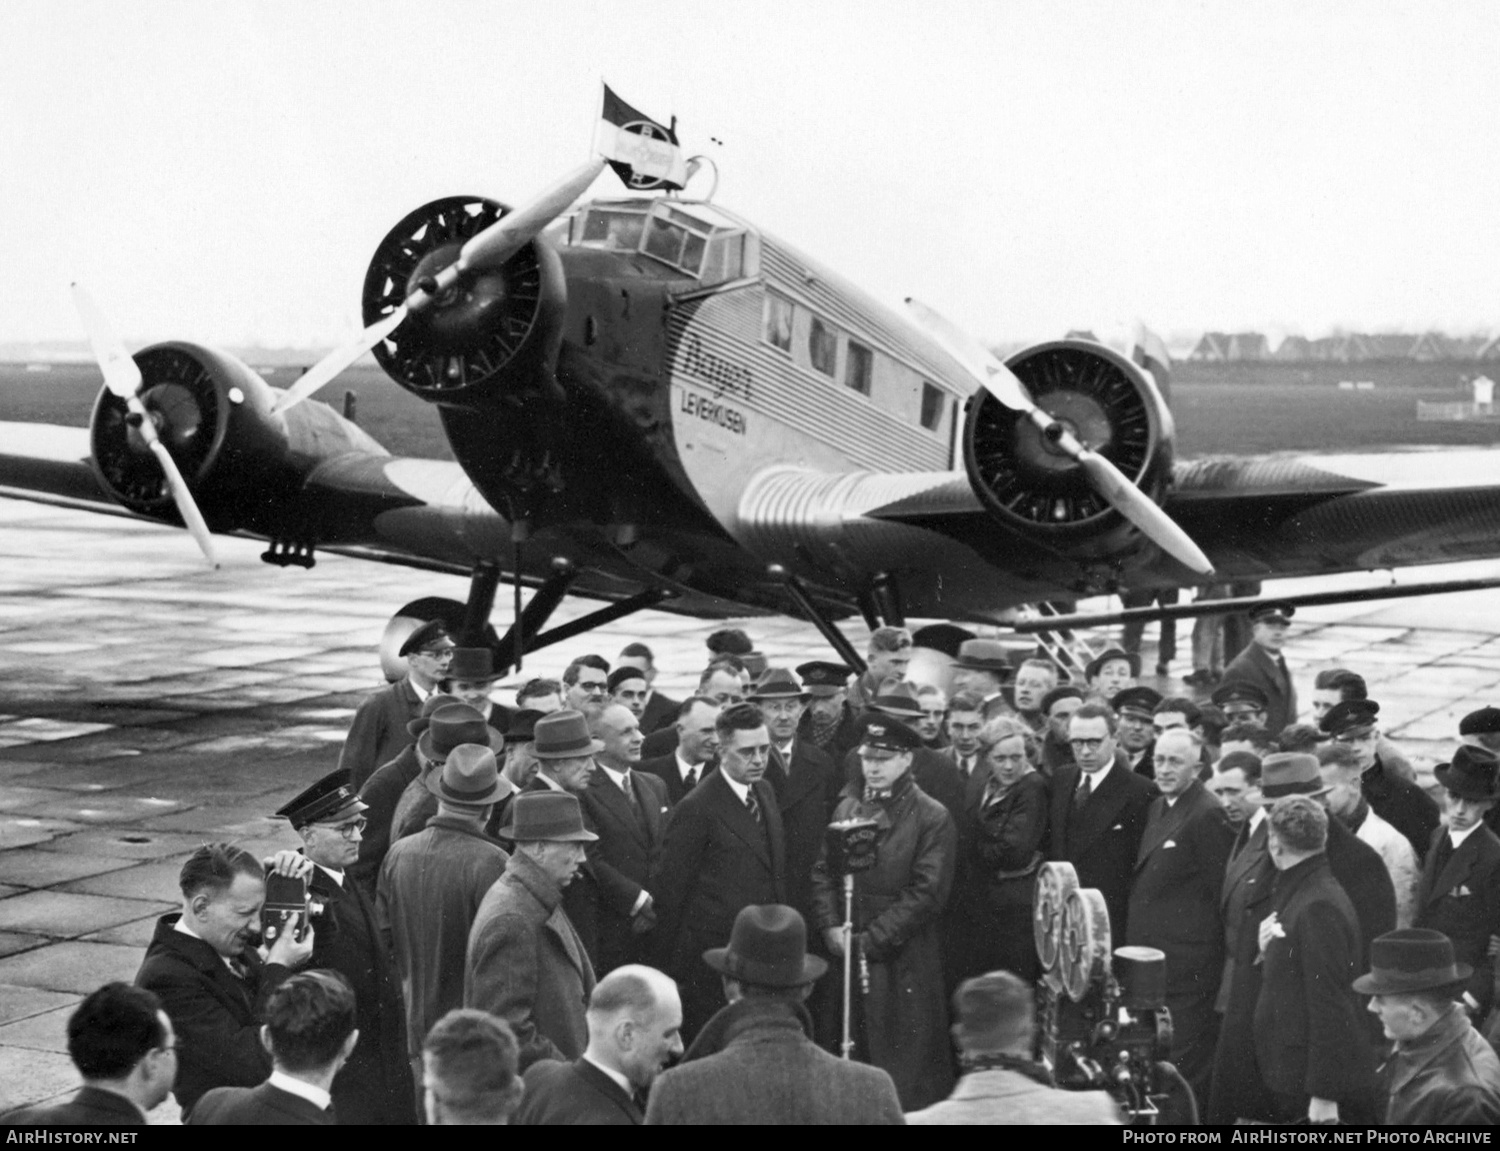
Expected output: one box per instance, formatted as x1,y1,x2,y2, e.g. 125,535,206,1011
1189,330,1496,363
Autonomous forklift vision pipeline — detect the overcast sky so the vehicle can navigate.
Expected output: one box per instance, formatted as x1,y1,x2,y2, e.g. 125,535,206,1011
3,0,1498,349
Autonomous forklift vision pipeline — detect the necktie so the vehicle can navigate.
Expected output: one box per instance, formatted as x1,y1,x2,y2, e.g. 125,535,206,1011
961,756,974,777
1435,833,1456,874
684,766,699,791
1074,774,1092,809
621,772,641,816
746,790,761,824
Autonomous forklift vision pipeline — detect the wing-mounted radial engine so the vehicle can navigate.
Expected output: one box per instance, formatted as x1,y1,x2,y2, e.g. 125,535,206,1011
963,339,1177,568
361,196,568,407
88,341,384,538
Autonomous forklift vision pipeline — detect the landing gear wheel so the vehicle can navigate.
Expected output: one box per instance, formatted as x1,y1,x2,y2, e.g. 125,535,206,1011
1034,861,1079,973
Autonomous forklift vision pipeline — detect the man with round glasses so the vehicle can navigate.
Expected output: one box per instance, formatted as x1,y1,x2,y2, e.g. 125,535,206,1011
275,769,415,1124
340,619,456,790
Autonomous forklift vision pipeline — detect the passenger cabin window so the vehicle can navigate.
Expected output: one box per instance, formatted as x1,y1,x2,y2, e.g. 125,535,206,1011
846,341,873,396
920,381,943,430
764,292,793,352
809,317,838,378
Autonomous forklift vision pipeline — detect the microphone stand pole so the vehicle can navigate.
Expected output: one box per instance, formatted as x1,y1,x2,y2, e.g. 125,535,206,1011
841,871,855,1060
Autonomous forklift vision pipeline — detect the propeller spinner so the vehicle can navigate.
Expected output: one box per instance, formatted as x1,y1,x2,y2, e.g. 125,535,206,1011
70,284,219,568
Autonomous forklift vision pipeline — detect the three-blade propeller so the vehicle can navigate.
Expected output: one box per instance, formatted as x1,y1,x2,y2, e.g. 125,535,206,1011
70,284,219,568
270,157,607,416
905,298,1214,577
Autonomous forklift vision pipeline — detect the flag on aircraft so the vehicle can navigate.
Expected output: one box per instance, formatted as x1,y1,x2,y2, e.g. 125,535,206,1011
594,84,687,191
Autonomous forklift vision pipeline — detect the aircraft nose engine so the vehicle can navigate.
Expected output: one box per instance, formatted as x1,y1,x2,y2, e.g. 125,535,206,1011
963,339,1175,559
361,196,567,406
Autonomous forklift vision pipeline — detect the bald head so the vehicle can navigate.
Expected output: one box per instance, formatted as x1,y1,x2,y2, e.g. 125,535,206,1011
585,966,683,1090
591,704,643,770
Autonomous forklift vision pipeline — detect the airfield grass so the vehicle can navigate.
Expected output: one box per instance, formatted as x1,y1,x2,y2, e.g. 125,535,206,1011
2,358,1497,460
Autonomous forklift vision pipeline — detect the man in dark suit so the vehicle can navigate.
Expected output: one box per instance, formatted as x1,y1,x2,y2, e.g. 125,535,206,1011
1,984,176,1126
1112,685,1162,778
339,619,455,789
190,971,358,1125
515,965,683,1124
651,702,788,1039
352,692,450,894
274,769,415,1124
639,695,720,806
618,641,681,734
1220,601,1298,735
1254,796,1377,1124
1416,745,1500,1018
640,661,746,759
645,905,903,1124
749,668,842,925
1126,728,1234,1101
1322,698,1440,860
583,704,670,973
1048,702,1157,939
134,842,314,1119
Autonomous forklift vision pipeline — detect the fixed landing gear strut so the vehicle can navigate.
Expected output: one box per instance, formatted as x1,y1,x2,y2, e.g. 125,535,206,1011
768,565,868,674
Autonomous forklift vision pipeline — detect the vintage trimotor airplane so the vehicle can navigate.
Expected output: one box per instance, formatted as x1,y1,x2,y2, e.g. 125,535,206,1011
6,88,1500,679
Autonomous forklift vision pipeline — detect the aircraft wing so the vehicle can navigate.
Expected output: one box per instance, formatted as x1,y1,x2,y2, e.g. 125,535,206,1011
863,447,1500,584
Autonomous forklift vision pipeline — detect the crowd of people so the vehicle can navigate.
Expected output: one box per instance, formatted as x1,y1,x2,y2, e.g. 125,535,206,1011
7,608,1500,1126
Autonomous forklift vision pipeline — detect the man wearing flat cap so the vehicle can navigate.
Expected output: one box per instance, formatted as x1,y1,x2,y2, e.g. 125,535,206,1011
466,791,598,1069
378,743,511,1069
1414,746,1500,1021
1221,602,1298,735
748,668,842,928
950,639,1012,720
340,619,455,790
1084,647,1137,701
1357,928,1500,1124
812,715,957,1110
1111,685,1162,778
795,660,861,761
1322,698,1439,859
644,905,903,1125
273,770,414,1124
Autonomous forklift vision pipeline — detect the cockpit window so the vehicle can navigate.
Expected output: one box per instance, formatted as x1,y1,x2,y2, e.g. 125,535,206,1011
570,201,747,286
577,207,647,251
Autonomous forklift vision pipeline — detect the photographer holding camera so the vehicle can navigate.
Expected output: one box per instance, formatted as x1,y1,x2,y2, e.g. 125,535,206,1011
134,842,316,1120
811,715,957,1111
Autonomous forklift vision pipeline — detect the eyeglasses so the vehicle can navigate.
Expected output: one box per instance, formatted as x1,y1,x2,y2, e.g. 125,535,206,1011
320,817,367,840
1069,738,1108,751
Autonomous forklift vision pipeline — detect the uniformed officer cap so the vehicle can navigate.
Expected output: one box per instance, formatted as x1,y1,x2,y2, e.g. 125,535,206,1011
275,768,368,828
1458,706,1500,737
398,619,453,658
1111,686,1163,719
795,661,853,697
1320,698,1380,736
1211,680,1270,709
1248,601,1295,626
857,715,923,756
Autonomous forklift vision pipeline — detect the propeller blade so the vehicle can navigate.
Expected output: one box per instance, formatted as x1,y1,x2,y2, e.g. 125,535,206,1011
270,305,408,416
1076,450,1213,576
70,283,143,399
134,407,220,569
455,157,606,274
905,296,1213,576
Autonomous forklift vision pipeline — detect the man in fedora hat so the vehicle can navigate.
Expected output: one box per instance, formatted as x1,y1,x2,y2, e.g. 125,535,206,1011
644,905,903,1125
950,639,1012,720
340,619,455,790
442,646,512,729
273,769,413,1124
1221,602,1298,736
1415,745,1500,1020
1254,795,1377,1124
1322,698,1440,861
748,668,841,927
652,702,788,1040
390,702,509,844
844,680,965,823
352,691,453,895
1356,928,1500,1124
378,744,512,1068
466,791,598,1068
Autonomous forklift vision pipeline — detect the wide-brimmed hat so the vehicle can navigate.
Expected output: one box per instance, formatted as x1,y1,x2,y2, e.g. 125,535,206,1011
1256,752,1329,799
424,744,513,806
498,791,598,843
1352,929,1472,996
1434,744,1500,802
703,904,828,987
748,668,807,700
954,639,1011,673
1085,647,1139,681
1459,706,1500,737
869,681,924,720
502,708,548,743
445,646,504,684
532,709,605,760
417,703,505,762
406,692,456,737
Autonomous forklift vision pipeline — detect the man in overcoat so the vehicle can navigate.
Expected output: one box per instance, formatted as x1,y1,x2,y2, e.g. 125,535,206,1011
1221,601,1298,735
339,619,454,789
